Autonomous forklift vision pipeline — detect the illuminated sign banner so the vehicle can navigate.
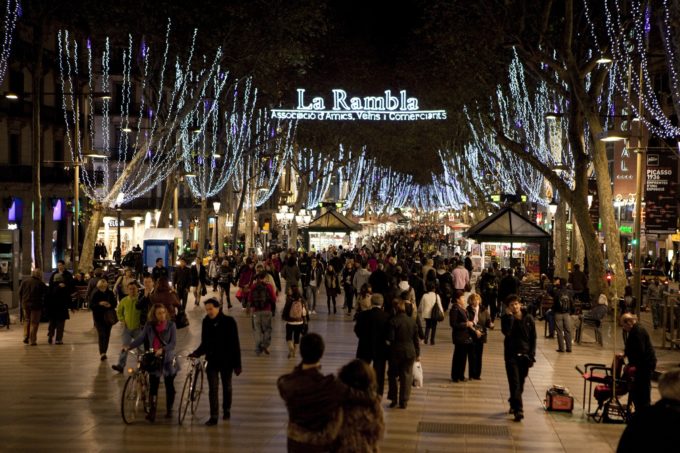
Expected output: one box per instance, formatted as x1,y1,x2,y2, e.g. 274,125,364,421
271,89,447,121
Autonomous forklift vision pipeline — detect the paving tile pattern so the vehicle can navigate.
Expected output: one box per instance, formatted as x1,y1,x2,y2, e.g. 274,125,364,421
0,286,673,452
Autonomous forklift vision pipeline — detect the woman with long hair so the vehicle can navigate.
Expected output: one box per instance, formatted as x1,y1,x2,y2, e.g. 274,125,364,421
281,284,309,359
332,359,384,453
125,303,179,422
324,264,341,315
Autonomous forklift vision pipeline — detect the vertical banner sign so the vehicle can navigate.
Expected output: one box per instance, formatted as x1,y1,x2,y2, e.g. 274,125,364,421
612,141,637,197
645,151,678,234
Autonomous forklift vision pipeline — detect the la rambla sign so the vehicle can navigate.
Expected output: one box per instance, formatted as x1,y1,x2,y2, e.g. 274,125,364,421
271,89,447,121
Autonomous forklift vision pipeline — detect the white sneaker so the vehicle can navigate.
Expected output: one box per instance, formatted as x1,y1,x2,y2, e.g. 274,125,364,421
311,310,317,315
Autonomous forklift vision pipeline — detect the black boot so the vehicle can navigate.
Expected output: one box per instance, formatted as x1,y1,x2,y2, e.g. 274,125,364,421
146,396,157,422
165,391,175,418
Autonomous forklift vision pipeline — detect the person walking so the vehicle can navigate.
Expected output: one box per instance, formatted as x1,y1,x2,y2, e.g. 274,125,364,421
173,257,192,311
208,256,220,292
354,293,390,397
150,277,180,320
467,293,491,380
46,273,72,345
217,259,233,309
191,257,208,306
248,271,277,355
278,333,346,453
342,261,356,316
450,289,474,382
419,281,444,345
550,276,573,353
324,264,341,315
280,256,302,295
90,278,118,360
282,285,309,359
124,303,179,422
501,295,536,421
112,282,142,373
189,298,242,425
621,313,657,411
306,257,324,315
332,359,385,453
19,269,47,346
386,300,420,409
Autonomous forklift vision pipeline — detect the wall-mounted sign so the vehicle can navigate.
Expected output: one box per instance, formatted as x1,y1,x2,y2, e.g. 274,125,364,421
645,151,678,234
271,89,447,121
107,219,125,227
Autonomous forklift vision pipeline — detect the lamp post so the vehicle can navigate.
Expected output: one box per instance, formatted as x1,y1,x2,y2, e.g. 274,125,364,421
213,201,221,256
549,198,558,269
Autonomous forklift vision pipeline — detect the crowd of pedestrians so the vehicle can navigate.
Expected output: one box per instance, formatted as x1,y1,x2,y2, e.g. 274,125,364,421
16,226,667,451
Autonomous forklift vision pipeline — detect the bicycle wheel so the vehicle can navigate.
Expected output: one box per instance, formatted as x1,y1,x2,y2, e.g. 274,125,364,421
121,374,146,424
190,364,204,414
178,372,193,425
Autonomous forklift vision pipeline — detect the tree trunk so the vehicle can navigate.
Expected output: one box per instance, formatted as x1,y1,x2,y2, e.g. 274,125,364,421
231,155,250,251
589,121,626,297
573,220,585,268
31,21,44,270
79,203,104,273
554,199,568,279
571,198,607,298
157,172,177,228
197,197,207,259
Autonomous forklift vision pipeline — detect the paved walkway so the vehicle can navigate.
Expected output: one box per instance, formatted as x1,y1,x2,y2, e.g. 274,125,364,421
0,286,676,452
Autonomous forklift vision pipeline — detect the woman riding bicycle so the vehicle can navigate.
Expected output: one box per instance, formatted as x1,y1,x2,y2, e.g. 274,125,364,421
124,303,179,422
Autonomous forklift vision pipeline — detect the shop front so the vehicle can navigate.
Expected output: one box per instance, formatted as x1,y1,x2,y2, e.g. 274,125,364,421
306,209,362,252
464,206,551,278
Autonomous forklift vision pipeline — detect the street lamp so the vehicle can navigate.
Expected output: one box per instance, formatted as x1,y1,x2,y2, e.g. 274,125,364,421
213,201,221,256
549,198,558,267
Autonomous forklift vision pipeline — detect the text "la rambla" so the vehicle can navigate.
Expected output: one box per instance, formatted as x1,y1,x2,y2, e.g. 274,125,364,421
296,89,419,111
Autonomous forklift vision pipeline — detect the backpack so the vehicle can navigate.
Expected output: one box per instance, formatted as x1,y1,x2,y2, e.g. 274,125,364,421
555,291,572,314
289,299,303,320
251,283,269,310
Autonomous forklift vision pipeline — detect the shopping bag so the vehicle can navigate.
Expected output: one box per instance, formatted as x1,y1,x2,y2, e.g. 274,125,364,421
412,361,423,388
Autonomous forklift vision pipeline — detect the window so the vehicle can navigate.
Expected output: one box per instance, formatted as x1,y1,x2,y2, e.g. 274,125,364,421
9,69,23,96
53,140,64,163
9,133,20,165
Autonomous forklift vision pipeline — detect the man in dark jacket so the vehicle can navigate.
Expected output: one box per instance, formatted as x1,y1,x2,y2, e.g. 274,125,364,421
368,263,390,300
19,269,47,345
498,269,520,307
501,295,536,421
189,298,242,425
151,258,168,282
173,257,192,310
386,300,421,409
549,276,573,353
354,293,390,396
49,260,74,294
621,313,657,411
617,367,680,452
278,333,346,453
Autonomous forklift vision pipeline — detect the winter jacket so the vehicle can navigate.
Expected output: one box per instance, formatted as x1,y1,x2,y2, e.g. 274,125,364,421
128,321,179,377
191,311,242,371
501,311,536,361
19,276,47,310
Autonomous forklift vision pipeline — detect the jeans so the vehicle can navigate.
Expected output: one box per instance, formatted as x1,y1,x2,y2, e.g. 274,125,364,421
554,312,572,351
117,327,141,368
47,319,66,343
306,285,318,311
424,318,438,344
177,287,189,311
94,320,113,354
207,364,233,418
387,357,414,405
252,310,273,353
505,356,530,412
23,307,41,344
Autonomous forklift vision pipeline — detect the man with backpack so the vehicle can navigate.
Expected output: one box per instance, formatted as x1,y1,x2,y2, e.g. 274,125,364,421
549,276,573,353
248,271,277,355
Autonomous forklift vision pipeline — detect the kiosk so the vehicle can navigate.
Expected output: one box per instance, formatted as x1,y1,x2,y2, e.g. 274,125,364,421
142,228,182,274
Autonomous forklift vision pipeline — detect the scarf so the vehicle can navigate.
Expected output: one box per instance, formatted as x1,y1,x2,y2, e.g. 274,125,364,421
153,321,167,350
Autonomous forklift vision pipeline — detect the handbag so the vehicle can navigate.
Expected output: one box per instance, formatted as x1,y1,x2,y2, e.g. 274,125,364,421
201,285,207,297
103,308,119,327
140,351,164,372
175,308,189,329
432,296,445,322
412,361,424,388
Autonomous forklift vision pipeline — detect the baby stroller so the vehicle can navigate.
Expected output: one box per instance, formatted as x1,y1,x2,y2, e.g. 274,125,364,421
576,354,635,423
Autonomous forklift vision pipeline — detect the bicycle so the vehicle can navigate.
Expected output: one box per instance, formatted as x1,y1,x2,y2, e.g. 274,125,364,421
120,351,151,424
178,356,205,425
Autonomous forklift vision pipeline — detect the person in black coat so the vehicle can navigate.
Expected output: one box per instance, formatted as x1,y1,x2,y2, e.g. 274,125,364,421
617,367,680,453
368,264,390,300
450,290,475,382
89,278,118,360
621,313,657,411
386,300,420,409
191,258,208,306
498,269,520,309
173,257,192,310
46,273,73,344
189,298,242,425
501,294,536,421
354,293,390,396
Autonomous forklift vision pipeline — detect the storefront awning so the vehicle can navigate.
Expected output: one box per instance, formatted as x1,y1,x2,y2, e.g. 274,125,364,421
464,207,550,242
143,228,182,241
307,210,362,233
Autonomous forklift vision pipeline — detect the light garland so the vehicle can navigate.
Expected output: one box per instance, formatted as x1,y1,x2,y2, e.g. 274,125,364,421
0,0,19,85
